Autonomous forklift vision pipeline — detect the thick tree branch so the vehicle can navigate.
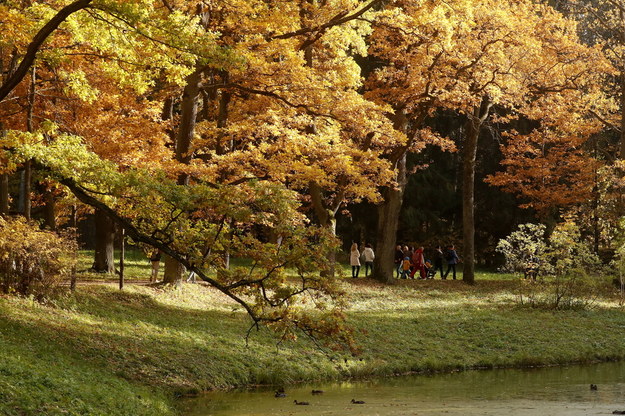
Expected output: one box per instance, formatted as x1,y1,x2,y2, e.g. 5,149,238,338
35,165,264,324
273,0,383,41
229,83,337,119
590,109,621,133
0,0,93,102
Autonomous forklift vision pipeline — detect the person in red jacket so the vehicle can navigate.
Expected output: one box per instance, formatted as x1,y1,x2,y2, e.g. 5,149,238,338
410,246,426,279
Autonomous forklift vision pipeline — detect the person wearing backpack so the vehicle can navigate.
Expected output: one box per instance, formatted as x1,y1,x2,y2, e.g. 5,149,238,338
443,245,460,280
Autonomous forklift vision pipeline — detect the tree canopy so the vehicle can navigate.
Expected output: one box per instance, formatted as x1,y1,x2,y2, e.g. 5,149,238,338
0,0,622,347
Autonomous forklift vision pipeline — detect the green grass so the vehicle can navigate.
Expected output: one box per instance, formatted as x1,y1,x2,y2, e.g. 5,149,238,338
76,248,154,281
1,256,625,415
75,248,262,282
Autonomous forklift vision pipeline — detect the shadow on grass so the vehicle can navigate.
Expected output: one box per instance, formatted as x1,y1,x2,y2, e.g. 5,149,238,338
2,275,625,413
1,285,342,395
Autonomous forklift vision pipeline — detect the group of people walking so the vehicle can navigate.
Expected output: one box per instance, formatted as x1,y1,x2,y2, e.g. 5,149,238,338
350,242,376,278
396,245,460,280
348,242,460,280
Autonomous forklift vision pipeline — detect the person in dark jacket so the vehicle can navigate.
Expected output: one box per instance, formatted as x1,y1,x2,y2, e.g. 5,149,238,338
443,245,460,280
394,245,404,278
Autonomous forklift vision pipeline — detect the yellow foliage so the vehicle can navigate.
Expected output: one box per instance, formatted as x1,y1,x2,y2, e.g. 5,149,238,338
0,216,77,299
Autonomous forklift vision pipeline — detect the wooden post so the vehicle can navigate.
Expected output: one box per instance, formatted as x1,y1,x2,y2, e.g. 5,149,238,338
70,226,78,292
119,228,125,290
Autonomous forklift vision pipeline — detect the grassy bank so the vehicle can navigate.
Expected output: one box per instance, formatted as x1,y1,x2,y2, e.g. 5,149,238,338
1,266,624,415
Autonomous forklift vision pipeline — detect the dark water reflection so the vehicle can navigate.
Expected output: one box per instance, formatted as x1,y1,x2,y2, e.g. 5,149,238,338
180,361,625,415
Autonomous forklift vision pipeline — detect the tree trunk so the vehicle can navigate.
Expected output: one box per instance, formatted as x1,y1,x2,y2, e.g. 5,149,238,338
21,67,35,221
43,186,56,230
19,162,32,220
0,174,8,215
309,181,338,277
372,106,410,284
163,69,202,285
621,69,625,159
216,72,231,155
119,228,125,290
175,70,202,172
70,220,77,291
92,208,116,273
620,6,625,158
163,254,185,286
462,97,492,285
0,124,8,215
592,137,600,253
373,152,407,283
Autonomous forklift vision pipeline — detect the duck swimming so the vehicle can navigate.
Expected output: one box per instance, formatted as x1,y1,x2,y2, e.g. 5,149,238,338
294,400,310,405
311,390,324,395
351,399,365,404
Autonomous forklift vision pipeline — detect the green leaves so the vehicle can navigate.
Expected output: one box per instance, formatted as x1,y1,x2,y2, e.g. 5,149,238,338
5,126,353,350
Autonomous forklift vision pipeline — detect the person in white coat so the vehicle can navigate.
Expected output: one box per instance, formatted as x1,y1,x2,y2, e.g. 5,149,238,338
350,242,361,278
362,243,375,277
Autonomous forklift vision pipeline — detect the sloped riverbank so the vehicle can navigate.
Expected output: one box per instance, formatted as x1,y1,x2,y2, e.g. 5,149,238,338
1,275,624,415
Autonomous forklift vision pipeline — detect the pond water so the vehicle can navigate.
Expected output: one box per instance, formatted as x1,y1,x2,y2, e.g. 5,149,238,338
180,361,625,416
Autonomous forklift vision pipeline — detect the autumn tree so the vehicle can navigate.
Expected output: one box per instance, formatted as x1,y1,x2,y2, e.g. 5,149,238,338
133,0,401,279
558,0,625,158
364,0,608,283
1,0,401,346
485,4,613,253
1,0,178,273
7,124,359,350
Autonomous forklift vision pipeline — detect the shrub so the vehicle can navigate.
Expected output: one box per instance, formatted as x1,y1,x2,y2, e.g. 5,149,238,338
0,216,76,299
495,223,546,276
498,219,603,310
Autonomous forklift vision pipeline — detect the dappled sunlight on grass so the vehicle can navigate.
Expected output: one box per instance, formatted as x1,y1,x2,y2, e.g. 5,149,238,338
1,268,625,416
341,274,521,312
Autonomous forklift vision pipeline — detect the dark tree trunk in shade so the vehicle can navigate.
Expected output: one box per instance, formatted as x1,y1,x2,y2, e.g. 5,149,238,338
119,228,125,290
372,107,411,284
0,125,8,215
0,174,8,215
70,206,78,291
92,208,116,273
620,70,625,159
309,181,340,277
163,69,202,285
462,96,492,285
21,161,32,220
43,187,56,230
373,152,406,284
